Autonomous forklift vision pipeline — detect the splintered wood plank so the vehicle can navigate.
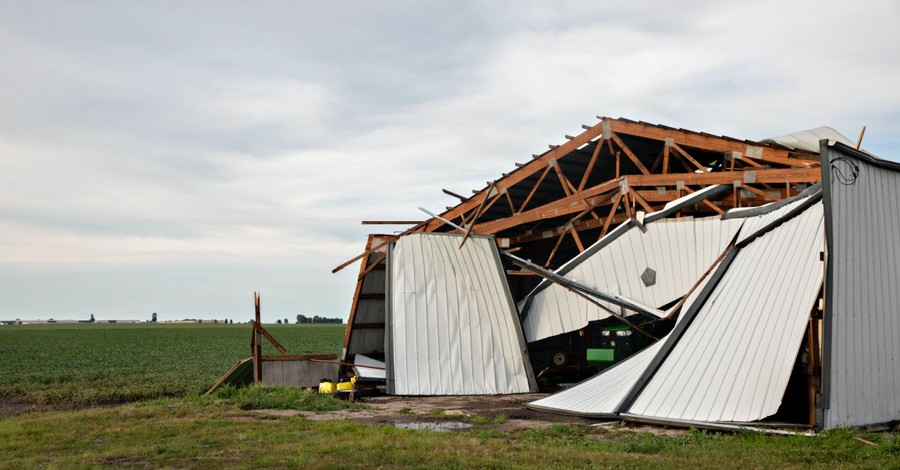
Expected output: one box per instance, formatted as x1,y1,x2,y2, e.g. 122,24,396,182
460,181,496,248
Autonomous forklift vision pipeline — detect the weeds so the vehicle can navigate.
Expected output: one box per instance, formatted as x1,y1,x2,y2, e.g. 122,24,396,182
206,385,364,412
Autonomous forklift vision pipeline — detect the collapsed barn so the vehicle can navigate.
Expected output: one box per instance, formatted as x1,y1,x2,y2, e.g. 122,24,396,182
335,116,899,430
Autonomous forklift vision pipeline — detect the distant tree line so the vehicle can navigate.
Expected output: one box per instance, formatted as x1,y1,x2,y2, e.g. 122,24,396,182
295,314,342,324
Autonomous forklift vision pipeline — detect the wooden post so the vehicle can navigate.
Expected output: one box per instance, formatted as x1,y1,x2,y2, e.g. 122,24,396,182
253,292,262,384
806,317,816,426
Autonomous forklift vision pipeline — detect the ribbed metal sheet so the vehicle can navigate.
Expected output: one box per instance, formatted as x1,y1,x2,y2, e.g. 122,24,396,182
529,340,663,416
731,189,820,245
762,126,853,153
522,216,743,342
346,259,385,356
822,143,900,428
527,272,714,417
386,233,536,395
628,202,824,422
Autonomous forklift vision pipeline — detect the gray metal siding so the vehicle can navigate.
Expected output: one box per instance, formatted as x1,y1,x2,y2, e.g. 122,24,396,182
822,143,900,428
261,360,338,388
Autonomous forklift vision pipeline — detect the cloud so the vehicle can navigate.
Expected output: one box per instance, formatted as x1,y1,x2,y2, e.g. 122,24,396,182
0,1,898,320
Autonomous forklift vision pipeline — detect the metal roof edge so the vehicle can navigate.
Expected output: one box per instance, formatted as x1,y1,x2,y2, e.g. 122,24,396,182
721,183,822,220
826,140,900,171
644,184,732,223
614,241,742,414
524,402,620,419
734,191,823,249
619,413,817,436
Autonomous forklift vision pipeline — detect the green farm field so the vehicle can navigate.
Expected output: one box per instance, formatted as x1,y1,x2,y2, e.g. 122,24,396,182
2,323,899,468
0,323,345,405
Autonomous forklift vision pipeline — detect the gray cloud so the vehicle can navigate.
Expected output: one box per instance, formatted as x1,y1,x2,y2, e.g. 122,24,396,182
1,1,898,321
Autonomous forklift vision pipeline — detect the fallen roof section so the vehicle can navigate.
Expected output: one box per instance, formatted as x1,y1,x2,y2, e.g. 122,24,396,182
520,187,744,343
625,200,824,422
528,189,825,425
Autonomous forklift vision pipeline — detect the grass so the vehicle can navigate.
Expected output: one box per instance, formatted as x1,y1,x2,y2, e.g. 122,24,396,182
0,401,897,469
2,323,898,468
206,385,365,412
0,323,345,405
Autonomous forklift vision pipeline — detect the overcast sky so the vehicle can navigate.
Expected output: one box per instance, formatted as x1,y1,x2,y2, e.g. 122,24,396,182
1,1,898,322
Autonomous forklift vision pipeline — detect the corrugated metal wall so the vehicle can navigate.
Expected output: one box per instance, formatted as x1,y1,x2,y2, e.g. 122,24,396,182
822,143,900,428
262,360,338,388
387,233,536,395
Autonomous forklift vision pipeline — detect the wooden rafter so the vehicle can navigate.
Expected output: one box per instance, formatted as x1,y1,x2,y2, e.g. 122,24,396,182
517,165,552,213
610,132,650,175
670,143,708,172
460,181,496,248
739,183,781,201
606,118,819,167
600,191,624,239
423,120,607,232
577,137,605,192
681,186,726,215
628,188,655,213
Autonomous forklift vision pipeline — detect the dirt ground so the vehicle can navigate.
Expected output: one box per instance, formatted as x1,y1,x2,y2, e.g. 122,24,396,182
255,393,675,434
1,394,684,435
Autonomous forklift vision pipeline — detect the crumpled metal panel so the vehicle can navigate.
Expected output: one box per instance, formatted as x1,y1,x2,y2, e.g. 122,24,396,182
521,216,742,342
628,202,824,422
387,233,535,395
526,272,714,417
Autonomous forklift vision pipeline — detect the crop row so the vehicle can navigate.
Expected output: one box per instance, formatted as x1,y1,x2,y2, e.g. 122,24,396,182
0,323,345,405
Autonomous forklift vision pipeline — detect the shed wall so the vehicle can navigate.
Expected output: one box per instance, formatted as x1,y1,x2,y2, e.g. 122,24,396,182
822,143,900,428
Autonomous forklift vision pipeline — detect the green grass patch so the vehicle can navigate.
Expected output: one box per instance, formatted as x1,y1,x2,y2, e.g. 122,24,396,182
0,323,345,405
206,385,364,412
0,402,896,469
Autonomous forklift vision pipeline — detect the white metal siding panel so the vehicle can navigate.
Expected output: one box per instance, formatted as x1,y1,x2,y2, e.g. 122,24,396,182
523,217,742,342
823,148,900,428
389,234,533,395
734,195,815,244
530,341,663,416
527,271,716,417
628,203,825,422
